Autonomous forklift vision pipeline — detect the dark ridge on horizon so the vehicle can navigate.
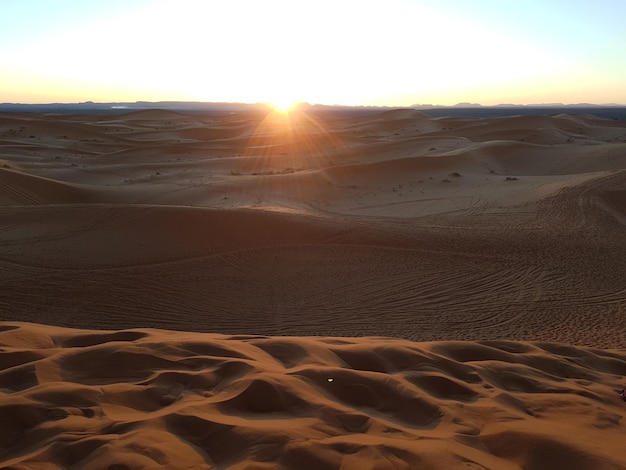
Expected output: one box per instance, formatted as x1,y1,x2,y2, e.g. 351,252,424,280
1,101,626,119
412,102,626,108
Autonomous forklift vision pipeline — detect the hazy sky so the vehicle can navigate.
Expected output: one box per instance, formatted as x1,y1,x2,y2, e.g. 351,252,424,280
2,0,625,106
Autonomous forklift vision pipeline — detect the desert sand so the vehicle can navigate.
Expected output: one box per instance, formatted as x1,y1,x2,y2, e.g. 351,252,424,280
1,323,626,469
0,106,625,468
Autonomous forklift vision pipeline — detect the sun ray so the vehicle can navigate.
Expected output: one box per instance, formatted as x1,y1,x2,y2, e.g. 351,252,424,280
226,106,352,212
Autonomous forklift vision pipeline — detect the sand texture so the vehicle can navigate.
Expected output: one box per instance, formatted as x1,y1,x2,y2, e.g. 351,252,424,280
1,322,626,469
0,106,625,468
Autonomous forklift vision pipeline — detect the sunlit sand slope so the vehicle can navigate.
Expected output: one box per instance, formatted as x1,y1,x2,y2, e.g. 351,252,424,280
1,322,626,469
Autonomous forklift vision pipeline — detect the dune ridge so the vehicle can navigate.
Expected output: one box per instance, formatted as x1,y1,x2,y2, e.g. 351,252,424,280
1,322,626,469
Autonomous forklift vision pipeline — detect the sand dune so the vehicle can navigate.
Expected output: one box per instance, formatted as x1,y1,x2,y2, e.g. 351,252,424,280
0,107,625,343
0,106,625,467
0,168,91,205
1,322,626,469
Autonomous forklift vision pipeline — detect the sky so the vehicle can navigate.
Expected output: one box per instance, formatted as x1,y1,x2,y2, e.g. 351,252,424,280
1,0,625,107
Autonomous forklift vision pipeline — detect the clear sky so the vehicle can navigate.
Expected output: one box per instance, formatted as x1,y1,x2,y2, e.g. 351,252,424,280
1,0,625,106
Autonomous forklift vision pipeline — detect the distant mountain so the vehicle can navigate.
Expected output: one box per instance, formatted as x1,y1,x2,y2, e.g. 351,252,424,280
1,101,625,120
412,102,625,109
412,103,626,120
0,101,272,114
453,102,483,108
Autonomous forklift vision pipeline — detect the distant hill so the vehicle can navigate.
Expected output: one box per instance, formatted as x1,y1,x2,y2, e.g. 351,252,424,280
411,103,626,119
412,102,625,109
1,101,625,119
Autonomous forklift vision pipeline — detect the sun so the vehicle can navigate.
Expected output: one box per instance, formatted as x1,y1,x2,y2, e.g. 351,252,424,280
270,98,297,114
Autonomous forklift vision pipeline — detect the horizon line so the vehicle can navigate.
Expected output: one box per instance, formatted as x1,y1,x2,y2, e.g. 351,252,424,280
2,100,626,108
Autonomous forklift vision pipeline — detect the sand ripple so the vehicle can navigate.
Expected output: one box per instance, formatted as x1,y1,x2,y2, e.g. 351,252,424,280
1,323,626,469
